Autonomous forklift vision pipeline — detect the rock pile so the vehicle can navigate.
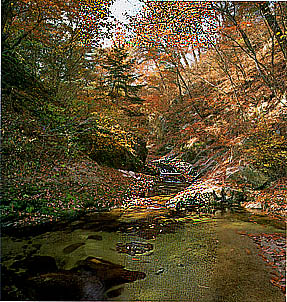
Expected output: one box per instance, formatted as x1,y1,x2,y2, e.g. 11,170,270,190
166,180,244,212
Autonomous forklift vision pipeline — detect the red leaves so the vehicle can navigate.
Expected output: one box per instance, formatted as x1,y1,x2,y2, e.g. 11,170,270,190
243,232,286,294
270,278,286,294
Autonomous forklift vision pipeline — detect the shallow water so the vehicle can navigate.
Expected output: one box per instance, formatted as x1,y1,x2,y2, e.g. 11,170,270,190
2,203,286,301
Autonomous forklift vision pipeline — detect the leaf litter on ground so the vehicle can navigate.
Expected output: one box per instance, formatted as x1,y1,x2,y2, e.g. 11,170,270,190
238,231,286,294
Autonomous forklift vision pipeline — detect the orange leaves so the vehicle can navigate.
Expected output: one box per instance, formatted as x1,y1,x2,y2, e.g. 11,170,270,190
245,248,251,255
240,21,252,28
131,1,218,50
4,0,113,50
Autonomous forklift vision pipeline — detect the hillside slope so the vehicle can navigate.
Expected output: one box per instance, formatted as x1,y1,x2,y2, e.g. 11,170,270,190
145,32,287,218
1,80,148,228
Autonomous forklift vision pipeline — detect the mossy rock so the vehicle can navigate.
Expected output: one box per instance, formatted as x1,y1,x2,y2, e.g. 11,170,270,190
77,119,147,171
226,165,270,189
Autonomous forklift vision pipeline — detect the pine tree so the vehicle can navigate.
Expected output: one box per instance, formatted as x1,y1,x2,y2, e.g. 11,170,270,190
102,46,143,101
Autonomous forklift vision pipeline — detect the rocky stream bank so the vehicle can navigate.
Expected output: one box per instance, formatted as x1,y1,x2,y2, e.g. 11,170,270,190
1,158,286,301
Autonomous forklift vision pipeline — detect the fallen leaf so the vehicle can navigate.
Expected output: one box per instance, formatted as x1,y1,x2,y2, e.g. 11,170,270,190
245,248,251,255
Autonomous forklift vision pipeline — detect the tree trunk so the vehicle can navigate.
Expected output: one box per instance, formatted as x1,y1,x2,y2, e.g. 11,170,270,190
259,2,287,59
153,59,167,91
176,71,183,103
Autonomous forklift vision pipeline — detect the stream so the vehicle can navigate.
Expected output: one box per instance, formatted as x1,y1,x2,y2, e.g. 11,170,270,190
2,173,286,301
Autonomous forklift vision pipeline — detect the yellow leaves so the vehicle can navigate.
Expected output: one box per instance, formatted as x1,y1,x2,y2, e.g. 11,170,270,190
244,131,287,176
89,112,137,155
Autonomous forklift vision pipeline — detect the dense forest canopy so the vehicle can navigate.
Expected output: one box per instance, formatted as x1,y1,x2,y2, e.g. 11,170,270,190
1,0,286,223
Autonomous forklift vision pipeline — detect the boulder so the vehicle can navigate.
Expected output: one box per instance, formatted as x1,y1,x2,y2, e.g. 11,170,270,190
128,171,136,178
166,181,244,211
118,170,138,178
226,165,270,189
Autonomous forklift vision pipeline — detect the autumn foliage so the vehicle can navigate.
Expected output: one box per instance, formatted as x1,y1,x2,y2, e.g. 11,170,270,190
1,1,287,223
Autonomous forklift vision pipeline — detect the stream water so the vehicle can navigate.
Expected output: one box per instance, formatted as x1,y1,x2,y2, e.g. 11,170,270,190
2,181,286,301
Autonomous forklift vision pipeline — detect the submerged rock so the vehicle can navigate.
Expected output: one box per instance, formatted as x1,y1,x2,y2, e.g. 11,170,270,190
116,241,153,255
166,181,244,212
73,257,146,287
87,234,103,240
5,255,146,301
11,255,58,275
106,286,124,298
63,242,85,254
26,271,104,301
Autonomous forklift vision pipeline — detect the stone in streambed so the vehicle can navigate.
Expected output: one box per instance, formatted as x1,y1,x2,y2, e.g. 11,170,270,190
87,234,103,241
11,256,58,275
26,271,104,301
116,242,153,255
72,257,146,287
63,242,85,254
155,268,164,275
106,287,124,298
11,256,144,301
